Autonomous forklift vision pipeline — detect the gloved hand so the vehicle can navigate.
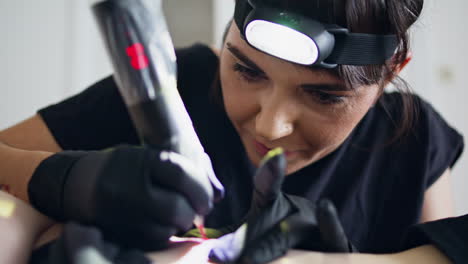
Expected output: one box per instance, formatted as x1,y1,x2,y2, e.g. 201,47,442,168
209,148,355,264
29,222,151,264
28,145,224,250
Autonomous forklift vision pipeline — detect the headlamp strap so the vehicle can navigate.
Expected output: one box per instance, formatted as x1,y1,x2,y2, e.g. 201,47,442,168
329,33,398,65
235,0,254,31
234,0,399,66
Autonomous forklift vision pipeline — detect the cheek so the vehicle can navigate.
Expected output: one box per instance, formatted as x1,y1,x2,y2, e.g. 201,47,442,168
301,91,378,152
219,62,258,126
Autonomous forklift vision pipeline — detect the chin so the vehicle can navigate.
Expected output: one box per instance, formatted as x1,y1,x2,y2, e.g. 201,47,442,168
285,162,307,175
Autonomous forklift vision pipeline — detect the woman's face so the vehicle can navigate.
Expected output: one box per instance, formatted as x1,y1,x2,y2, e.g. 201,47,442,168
219,23,381,175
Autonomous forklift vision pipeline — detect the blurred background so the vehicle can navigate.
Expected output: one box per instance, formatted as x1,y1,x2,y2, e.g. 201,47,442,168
1,0,467,214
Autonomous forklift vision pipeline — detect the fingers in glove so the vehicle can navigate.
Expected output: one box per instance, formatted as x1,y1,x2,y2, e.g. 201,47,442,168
201,153,225,202
238,207,319,264
63,223,118,260
210,207,310,264
60,223,151,264
104,220,177,251
209,225,247,263
115,250,151,264
143,185,197,231
133,224,176,251
48,222,118,264
151,151,213,215
253,148,287,208
244,193,294,242
238,224,289,264
317,199,349,252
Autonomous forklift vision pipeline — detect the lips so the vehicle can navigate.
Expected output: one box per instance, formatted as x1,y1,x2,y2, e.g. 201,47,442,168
253,140,271,157
253,139,300,158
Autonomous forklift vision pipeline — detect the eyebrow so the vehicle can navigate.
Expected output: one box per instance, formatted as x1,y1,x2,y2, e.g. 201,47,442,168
226,42,265,74
301,83,350,92
226,42,349,91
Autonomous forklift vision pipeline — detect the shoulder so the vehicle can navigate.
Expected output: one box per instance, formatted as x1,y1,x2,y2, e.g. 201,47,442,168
71,44,220,98
371,92,464,186
367,92,461,140
175,43,219,70
175,43,220,111
175,43,219,90
377,92,462,146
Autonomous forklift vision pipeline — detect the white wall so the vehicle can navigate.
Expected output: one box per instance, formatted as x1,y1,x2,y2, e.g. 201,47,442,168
401,0,468,214
1,1,467,214
165,0,213,48
213,0,236,48
0,0,213,130
0,1,112,129
0,1,71,128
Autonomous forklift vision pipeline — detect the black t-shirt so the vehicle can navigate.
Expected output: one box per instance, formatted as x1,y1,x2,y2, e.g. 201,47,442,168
38,44,464,253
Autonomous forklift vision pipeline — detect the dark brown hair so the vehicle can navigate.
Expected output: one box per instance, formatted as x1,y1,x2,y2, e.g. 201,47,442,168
219,0,424,142
332,0,424,142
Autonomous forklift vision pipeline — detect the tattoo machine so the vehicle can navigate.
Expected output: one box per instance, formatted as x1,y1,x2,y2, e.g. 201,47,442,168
91,0,224,239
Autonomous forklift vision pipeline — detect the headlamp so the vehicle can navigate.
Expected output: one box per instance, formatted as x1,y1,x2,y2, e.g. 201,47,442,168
235,0,398,68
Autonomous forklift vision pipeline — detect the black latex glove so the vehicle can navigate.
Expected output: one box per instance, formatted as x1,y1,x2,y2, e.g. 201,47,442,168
28,145,223,250
30,222,151,264
209,149,355,264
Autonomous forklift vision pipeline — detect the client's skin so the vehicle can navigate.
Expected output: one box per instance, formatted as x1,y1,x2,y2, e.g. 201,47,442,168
0,190,451,264
0,191,53,264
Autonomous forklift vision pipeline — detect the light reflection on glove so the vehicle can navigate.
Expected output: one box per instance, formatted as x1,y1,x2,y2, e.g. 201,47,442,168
209,148,356,264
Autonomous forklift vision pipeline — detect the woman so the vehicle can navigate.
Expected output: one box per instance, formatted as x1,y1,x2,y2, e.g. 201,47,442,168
0,0,463,259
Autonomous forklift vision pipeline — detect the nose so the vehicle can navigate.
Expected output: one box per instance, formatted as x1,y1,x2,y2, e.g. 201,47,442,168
255,92,297,141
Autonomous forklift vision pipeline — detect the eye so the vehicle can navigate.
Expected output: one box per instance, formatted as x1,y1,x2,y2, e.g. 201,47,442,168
232,63,265,82
307,90,347,105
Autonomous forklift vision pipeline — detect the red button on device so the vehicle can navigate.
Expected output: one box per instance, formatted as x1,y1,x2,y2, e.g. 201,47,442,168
126,43,149,70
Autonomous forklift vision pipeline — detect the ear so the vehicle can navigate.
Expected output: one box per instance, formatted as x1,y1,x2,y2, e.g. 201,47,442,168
395,51,413,74
371,52,413,107
383,51,413,85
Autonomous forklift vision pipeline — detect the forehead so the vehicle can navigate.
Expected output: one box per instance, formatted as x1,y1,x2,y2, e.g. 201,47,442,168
224,22,343,83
